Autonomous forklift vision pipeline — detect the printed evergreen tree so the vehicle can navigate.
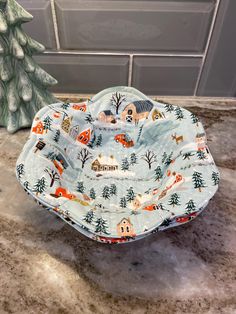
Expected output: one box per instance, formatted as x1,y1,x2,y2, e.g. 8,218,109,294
110,184,117,196
192,171,206,192
95,217,109,234
120,197,127,208
102,186,110,199
121,157,129,171
130,152,137,166
16,163,24,179
43,115,52,133
168,193,181,207
126,187,135,202
85,113,94,124
212,171,220,186
23,180,30,191
83,210,95,224
190,113,199,126
96,134,102,147
182,152,195,160
61,102,70,110
45,151,57,161
0,0,57,133
33,177,46,195
53,129,60,143
77,181,85,193
162,152,168,164
185,199,197,214
197,150,207,160
175,107,184,120
160,218,172,227
154,166,163,181
164,103,174,113
137,125,143,142
89,188,96,200
164,152,173,166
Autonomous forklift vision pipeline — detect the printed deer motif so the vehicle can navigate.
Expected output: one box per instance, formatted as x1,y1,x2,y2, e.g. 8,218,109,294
172,133,183,144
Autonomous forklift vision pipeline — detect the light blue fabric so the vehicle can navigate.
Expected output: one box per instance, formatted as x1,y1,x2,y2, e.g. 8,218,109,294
16,87,219,243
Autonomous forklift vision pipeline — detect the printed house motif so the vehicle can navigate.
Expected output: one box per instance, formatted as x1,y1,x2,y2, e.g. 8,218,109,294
195,132,207,151
98,110,116,123
61,116,72,133
91,154,118,171
69,125,80,140
121,100,154,123
117,218,135,237
152,109,165,121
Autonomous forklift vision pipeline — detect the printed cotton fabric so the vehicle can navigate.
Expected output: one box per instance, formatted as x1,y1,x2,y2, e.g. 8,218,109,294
16,87,220,243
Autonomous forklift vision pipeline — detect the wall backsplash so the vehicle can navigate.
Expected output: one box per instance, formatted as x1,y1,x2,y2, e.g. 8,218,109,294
18,0,236,97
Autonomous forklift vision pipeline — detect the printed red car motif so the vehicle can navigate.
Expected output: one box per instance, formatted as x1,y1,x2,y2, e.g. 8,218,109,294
50,187,76,200
143,204,158,211
72,103,87,112
114,133,134,148
175,212,198,223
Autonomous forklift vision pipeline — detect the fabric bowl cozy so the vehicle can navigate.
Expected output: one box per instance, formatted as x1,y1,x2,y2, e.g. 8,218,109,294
16,86,220,244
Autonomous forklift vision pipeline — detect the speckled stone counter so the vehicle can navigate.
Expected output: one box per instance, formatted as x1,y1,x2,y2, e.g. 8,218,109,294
0,98,235,314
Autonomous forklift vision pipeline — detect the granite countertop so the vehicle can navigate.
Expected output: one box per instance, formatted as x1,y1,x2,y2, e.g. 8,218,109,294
0,98,236,314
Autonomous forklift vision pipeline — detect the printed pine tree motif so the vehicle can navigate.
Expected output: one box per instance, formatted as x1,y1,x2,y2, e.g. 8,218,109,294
160,218,172,227
53,130,60,143
192,171,206,192
44,167,60,187
162,152,168,164
83,210,95,224
164,103,174,113
212,171,220,186
190,113,199,126
121,157,130,171
130,153,138,166
85,113,94,124
77,181,85,193
182,152,195,160
168,193,181,207
16,163,24,179
164,152,173,166
185,199,197,214
0,0,57,133
102,186,110,199
43,115,53,133
23,180,30,191
95,217,109,234
111,92,126,114
120,197,127,208
154,166,163,181
197,150,207,160
61,102,70,110
33,177,46,195
96,134,102,147
137,125,143,142
89,188,96,200
45,151,57,160
110,184,117,196
175,107,184,120
126,187,135,202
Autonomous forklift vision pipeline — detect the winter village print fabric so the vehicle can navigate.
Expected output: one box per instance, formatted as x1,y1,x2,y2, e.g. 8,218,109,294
16,87,220,244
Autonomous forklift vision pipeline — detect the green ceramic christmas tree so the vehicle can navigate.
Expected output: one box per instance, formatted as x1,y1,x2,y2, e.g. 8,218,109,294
0,0,57,133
